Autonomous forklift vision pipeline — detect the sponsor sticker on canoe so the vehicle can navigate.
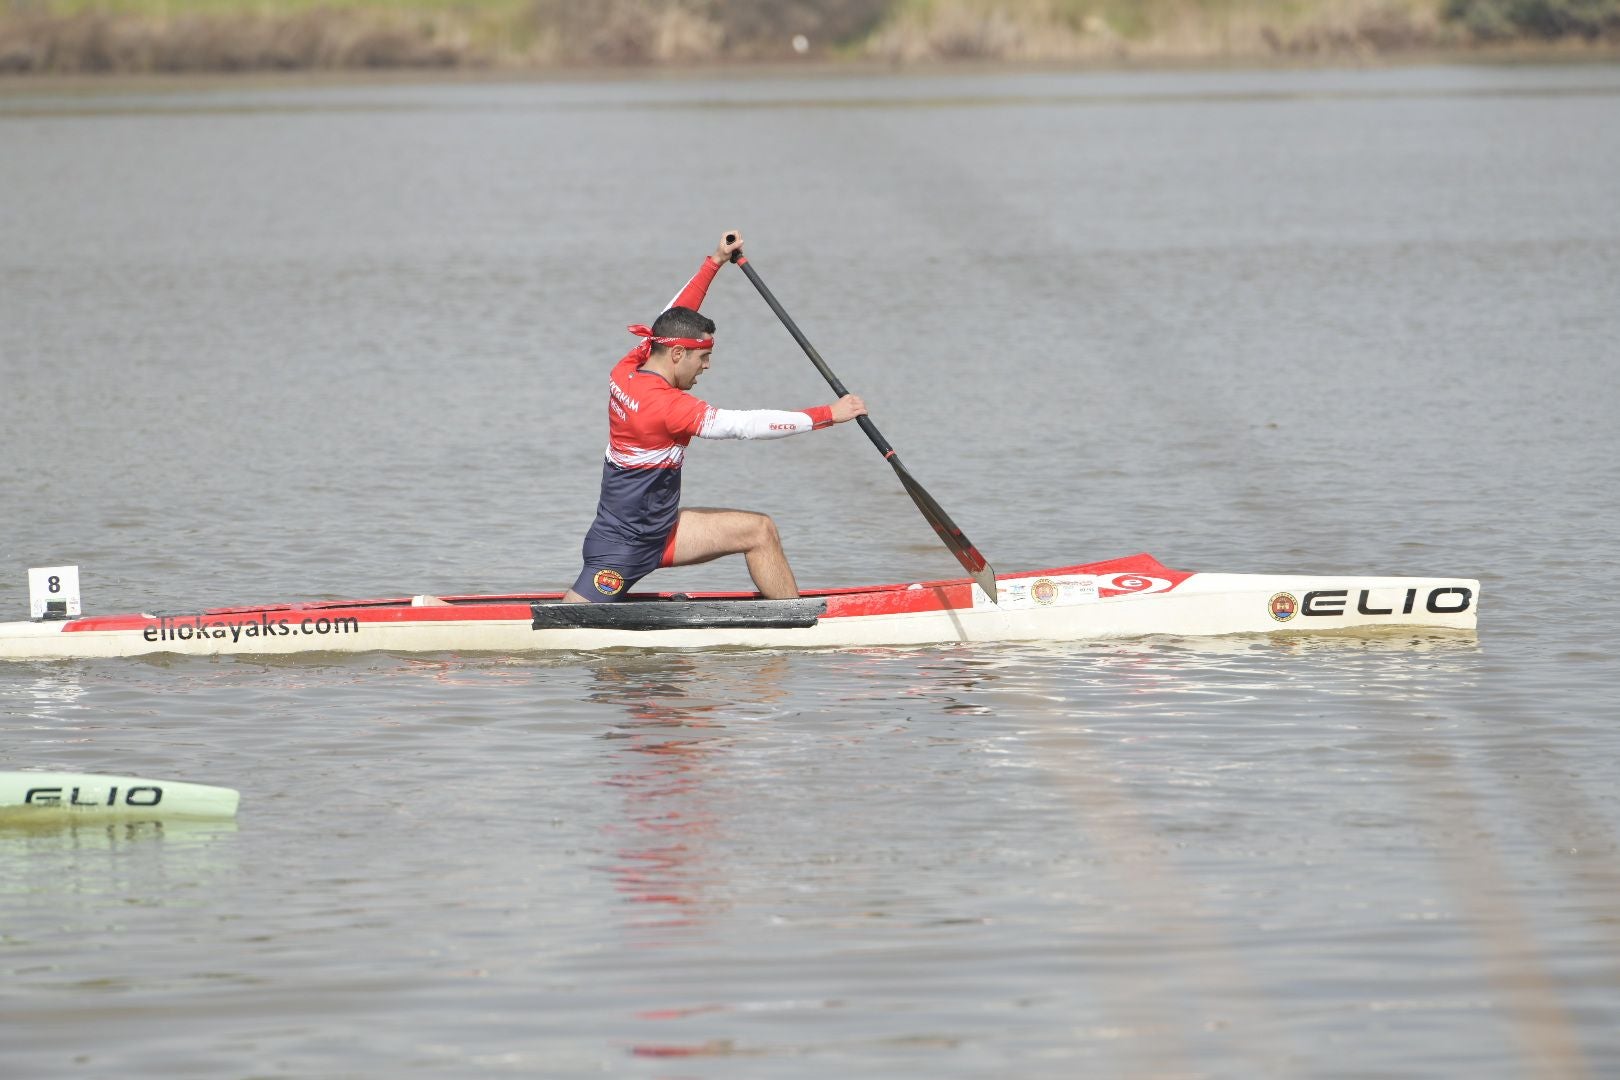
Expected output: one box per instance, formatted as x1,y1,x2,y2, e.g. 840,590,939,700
1269,591,1298,622
142,613,362,644
1093,573,1175,597
974,575,1100,610
593,569,625,596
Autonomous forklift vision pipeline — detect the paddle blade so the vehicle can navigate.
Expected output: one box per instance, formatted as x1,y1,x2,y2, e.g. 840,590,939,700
890,458,998,603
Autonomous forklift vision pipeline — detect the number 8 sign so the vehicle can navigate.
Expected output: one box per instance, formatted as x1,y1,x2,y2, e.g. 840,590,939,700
28,565,81,621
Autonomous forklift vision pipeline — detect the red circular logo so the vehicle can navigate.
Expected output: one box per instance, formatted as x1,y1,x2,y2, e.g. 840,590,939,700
593,569,625,596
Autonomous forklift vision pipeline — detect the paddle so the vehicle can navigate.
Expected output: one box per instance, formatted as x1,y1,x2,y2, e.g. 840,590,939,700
729,245,999,603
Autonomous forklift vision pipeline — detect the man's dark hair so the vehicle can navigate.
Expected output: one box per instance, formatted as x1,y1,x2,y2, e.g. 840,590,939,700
649,306,716,350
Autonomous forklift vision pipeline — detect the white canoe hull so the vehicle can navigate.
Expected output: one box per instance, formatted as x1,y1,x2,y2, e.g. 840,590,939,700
0,555,1478,661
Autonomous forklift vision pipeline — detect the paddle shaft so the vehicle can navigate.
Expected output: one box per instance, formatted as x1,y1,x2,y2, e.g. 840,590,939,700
731,251,997,601
732,259,890,456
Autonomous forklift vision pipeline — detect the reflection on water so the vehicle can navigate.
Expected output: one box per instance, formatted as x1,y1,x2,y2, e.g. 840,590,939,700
0,814,239,986
587,654,792,937
0,816,237,850
569,632,1608,1076
0,623,1609,1075
1,670,90,723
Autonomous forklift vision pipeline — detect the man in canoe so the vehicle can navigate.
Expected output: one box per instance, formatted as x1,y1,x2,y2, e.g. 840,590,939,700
564,229,867,604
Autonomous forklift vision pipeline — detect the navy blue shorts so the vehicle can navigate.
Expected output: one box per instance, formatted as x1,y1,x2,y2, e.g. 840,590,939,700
570,524,680,603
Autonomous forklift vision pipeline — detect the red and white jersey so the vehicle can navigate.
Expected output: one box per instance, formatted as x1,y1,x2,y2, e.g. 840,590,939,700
589,258,833,546
604,258,716,475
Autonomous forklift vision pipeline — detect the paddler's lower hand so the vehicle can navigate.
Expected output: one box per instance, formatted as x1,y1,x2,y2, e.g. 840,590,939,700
831,394,867,423
713,229,744,266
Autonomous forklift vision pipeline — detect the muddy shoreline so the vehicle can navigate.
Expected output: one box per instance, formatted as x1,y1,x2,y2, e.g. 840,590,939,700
3,42,1618,100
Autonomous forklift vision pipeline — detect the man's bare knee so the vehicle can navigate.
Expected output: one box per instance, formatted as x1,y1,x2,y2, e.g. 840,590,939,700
748,513,782,551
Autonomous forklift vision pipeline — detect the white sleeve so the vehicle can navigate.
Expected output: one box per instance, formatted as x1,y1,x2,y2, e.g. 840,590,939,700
697,408,818,441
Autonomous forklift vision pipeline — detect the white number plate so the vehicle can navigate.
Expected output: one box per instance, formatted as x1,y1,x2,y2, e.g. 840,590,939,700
29,565,81,620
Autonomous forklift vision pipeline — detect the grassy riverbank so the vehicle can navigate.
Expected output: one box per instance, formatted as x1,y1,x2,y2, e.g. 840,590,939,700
2,0,1618,74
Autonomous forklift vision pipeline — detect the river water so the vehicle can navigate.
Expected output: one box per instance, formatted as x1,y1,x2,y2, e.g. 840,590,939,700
1,62,1618,1076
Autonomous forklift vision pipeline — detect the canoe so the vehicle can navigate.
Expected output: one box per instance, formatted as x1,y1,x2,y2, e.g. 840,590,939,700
0,771,239,820
0,553,1477,661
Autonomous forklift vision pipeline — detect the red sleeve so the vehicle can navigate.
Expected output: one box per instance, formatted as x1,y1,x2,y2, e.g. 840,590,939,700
666,257,721,313
801,405,835,430
664,393,712,439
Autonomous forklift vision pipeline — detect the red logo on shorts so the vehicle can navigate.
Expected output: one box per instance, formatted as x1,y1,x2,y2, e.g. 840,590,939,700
593,569,625,596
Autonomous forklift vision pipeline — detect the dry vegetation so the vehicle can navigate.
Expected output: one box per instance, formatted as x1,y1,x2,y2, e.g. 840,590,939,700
2,0,1616,74
0,10,468,72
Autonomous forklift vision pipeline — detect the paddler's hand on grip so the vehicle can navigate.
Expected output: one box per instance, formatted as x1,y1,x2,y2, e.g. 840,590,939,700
713,229,744,266
831,394,867,424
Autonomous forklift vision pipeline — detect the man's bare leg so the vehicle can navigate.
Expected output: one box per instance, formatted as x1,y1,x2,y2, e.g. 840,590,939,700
666,507,798,598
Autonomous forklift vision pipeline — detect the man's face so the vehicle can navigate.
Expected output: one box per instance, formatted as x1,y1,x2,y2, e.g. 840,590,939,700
670,344,713,391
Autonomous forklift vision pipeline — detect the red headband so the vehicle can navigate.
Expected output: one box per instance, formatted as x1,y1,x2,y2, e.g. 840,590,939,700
627,324,714,351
